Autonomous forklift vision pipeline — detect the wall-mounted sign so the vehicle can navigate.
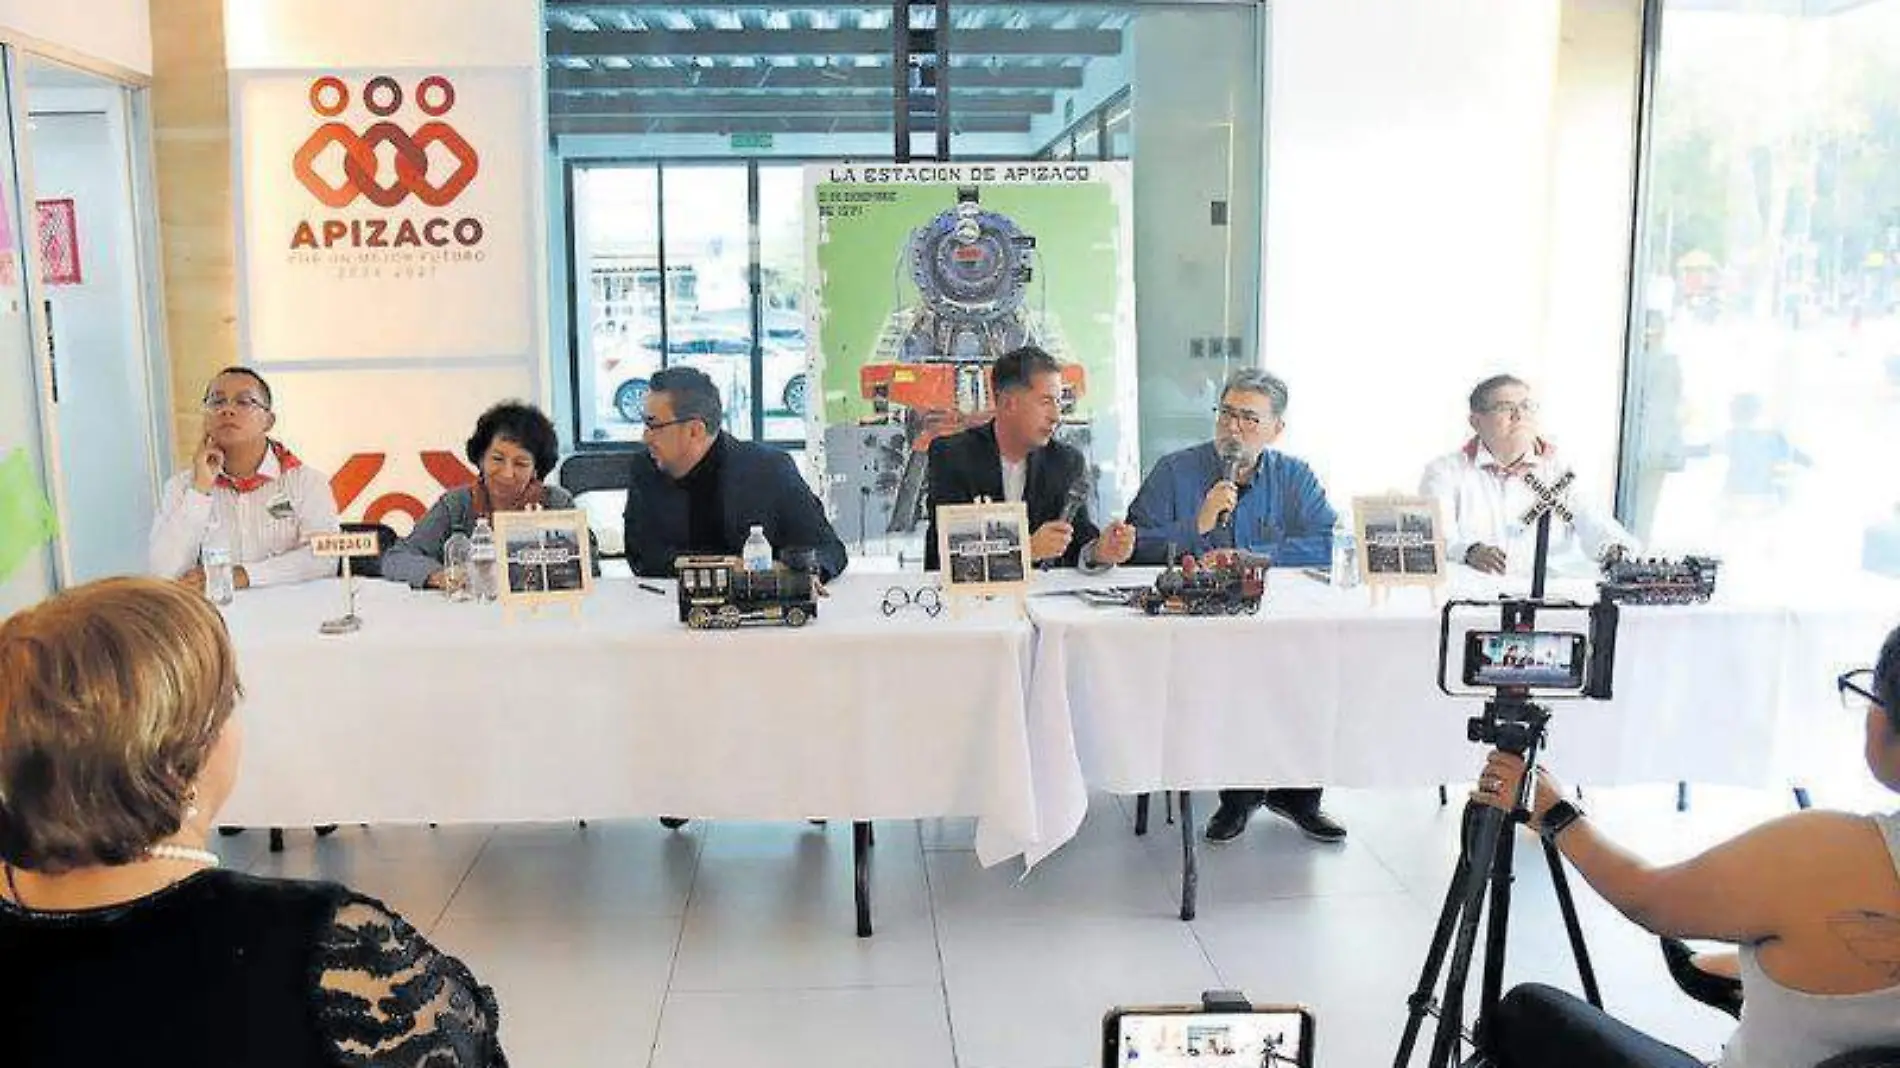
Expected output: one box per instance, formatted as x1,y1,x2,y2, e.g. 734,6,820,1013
234,69,535,362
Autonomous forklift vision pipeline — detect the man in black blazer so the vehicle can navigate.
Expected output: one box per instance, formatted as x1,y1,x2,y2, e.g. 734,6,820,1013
622,366,847,582
924,346,1136,570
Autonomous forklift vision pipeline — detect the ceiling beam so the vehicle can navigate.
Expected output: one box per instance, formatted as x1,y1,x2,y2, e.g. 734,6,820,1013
550,92,1051,117
552,113,1032,136
547,28,1124,58
546,65,1087,92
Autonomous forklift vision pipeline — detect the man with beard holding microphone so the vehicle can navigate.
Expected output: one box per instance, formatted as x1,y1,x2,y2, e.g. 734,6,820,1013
924,346,1136,571
1125,367,1346,844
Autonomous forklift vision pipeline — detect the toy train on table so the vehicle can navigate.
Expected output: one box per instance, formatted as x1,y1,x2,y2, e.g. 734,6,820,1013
1597,554,1720,605
1135,549,1270,616
675,554,818,629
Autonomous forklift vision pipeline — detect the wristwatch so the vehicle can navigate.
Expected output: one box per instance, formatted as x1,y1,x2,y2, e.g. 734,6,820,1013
1539,799,1586,841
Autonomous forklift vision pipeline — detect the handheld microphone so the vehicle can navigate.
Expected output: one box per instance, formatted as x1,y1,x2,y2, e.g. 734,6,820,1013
1057,476,1089,526
1042,475,1091,571
1216,443,1245,530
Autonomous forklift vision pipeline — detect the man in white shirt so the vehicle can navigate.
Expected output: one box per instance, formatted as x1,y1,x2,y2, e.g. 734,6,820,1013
1420,375,1634,577
149,367,340,591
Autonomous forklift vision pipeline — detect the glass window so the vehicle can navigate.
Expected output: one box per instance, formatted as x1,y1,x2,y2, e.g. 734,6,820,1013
1625,0,1900,587
758,165,809,443
573,164,661,445
554,1,1265,482
659,164,753,441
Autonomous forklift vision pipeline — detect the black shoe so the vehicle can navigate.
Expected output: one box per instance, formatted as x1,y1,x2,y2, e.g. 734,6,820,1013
659,817,690,830
1205,799,1259,842
1661,937,1743,1019
217,827,246,837
1262,797,1347,843
313,825,339,838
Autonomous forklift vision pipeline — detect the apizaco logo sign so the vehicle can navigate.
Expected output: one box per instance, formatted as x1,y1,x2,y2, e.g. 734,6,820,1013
289,75,485,253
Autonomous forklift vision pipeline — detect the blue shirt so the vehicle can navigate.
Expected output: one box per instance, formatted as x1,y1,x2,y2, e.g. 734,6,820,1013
1126,442,1337,567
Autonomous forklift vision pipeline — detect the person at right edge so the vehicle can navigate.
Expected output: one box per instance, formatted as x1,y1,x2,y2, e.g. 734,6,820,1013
1124,367,1346,845
1473,625,1900,1068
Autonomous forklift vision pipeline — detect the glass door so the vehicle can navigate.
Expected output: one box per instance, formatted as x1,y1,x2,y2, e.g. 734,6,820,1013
0,45,58,612
17,54,167,584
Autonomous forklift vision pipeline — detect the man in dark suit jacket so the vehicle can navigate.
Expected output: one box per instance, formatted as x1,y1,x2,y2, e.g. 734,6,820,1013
622,366,847,581
923,346,1135,571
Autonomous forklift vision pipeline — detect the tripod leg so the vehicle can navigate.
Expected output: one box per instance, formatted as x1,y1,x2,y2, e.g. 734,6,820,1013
1178,791,1198,922
1395,816,1473,1066
1439,783,1449,807
1429,804,1512,1068
1396,802,1495,1068
1542,835,1603,1007
1478,809,1519,1029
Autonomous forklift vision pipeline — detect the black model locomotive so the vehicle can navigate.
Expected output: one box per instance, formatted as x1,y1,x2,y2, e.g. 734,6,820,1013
1598,554,1720,605
675,555,818,629
1135,549,1270,616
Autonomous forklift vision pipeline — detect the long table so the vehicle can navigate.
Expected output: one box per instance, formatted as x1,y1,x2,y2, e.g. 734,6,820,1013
1024,567,1898,917
217,575,1085,932
216,564,1895,926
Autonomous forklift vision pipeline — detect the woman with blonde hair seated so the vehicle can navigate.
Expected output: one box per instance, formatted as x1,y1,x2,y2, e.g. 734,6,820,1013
0,578,508,1067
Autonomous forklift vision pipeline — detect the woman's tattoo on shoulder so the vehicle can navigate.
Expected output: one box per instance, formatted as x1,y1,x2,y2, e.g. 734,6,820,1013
1828,910,1900,980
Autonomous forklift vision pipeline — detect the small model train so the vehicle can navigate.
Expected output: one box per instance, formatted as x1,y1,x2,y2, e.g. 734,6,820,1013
675,554,818,629
1598,554,1719,605
1135,549,1270,616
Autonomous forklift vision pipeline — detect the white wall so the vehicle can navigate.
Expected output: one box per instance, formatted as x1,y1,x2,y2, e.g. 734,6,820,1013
1263,0,1569,503
224,0,550,532
1542,0,1645,492
30,86,162,582
0,0,151,76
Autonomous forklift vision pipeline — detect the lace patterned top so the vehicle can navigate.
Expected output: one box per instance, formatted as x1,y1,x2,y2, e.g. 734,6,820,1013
0,869,506,1068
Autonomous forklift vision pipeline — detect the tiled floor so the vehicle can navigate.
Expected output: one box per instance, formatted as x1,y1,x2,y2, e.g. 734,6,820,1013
214,780,1865,1068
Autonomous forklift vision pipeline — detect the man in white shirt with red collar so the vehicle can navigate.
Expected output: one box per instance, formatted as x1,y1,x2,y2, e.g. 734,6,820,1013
149,367,340,591
1421,374,1635,577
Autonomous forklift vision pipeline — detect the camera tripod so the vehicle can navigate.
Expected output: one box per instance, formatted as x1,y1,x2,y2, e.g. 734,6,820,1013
1392,698,1602,1068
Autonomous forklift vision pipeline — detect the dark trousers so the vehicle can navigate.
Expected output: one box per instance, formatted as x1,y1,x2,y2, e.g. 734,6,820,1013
1219,787,1323,813
1489,984,1705,1068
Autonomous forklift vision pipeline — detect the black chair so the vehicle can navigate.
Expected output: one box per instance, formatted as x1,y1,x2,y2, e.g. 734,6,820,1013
556,450,640,559
339,521,399,578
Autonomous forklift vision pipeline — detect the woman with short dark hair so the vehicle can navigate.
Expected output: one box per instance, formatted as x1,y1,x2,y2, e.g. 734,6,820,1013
0,578,507,1067
382,401,581,589
1477,625,1900,1068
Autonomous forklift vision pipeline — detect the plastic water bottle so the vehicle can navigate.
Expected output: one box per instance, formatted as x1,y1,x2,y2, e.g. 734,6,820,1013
1330,514,1360,589
469,517,498,602
742,524,773,572
201,516,235,606
442,532,472,601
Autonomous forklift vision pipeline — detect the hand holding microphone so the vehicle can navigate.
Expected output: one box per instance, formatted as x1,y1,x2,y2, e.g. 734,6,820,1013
1197,445,1247,535
1037,477,1093,567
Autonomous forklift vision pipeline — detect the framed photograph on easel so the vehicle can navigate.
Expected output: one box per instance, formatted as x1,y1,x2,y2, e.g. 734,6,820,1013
492,508,593,617
935,498,1031,612
1352,495,1446,601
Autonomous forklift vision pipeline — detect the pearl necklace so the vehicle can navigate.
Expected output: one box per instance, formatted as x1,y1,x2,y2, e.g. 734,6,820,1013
146,844,221,868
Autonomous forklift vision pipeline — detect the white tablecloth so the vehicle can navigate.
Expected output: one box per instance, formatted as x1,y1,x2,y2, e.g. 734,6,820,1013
1026,568,1898,794
218,576,1083,868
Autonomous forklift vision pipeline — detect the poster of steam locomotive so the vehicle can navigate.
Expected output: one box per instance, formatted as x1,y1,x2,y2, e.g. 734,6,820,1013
805,163,1139,561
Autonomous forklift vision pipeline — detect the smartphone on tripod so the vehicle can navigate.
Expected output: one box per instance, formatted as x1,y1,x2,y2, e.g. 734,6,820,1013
1103,1004,1314,1067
